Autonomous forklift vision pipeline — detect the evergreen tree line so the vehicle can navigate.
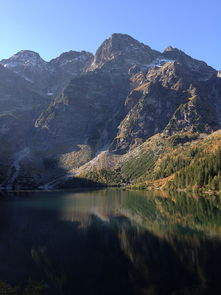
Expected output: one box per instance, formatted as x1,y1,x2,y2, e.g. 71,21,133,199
169,148,221,190
153,147,200,180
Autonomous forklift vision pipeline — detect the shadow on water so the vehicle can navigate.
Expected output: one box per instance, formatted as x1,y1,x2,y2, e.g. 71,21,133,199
0,189,221,294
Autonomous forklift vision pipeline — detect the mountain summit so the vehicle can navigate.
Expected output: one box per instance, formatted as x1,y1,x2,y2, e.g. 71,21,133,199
1,50,47,70
88,33,161,71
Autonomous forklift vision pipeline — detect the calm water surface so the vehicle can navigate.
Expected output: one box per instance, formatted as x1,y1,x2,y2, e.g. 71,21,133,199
0,188,221,294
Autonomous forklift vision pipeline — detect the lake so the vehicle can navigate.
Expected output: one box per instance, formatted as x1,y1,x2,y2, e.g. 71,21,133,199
0,188,221,294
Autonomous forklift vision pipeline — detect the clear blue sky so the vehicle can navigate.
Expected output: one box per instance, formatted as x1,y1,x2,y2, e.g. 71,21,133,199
0,0,220,69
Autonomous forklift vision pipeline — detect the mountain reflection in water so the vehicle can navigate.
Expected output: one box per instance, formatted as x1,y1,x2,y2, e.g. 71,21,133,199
0,189,221,294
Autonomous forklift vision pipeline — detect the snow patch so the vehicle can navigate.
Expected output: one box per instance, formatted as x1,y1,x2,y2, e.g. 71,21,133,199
144,58,175,69
24,77,33,82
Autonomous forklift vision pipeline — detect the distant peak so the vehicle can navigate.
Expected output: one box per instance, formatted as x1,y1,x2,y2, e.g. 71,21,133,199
164,46,179,53
49,50,93,67
0,49,47,69
162,46,216,77
164,46,173,51
163,46,190,60
13,50,42,59
54,50,93,60
110,33,136,41
95,32,155,58
106,33,149,49
87,33,161,72
17,50,40,55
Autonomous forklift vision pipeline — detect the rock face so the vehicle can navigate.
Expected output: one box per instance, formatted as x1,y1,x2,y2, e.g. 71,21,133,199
0,64,49,184
48,51,93,94
36,70,130,149
0,33,220,188
110,58,217,153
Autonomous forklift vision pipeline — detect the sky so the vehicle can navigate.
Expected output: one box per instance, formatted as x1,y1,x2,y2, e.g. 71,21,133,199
0,0,220,70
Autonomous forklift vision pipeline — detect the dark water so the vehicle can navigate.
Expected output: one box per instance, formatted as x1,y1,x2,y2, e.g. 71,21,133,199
0,189,221,294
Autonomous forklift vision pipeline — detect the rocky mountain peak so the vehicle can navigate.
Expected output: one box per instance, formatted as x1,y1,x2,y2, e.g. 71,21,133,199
99,33,145,51
87,33,161,71
163,46,190,59
0,50,47,70
164,46,175,52
49,50,93,67
163,46,215,80
107,33,147,51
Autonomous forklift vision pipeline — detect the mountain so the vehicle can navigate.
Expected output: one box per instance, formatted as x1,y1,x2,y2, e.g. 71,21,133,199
0,50,93,96
0,33,220,190
0,49,93,187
